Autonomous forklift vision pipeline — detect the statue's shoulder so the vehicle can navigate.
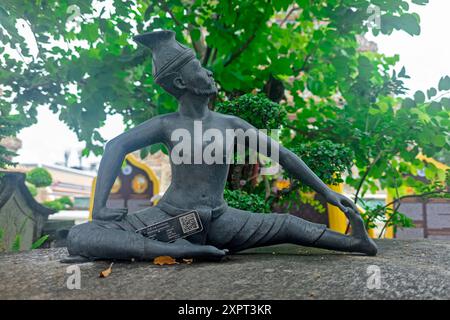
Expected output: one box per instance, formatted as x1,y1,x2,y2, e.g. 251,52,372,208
158,112,178,120
210,111,242,125
151,112,179,126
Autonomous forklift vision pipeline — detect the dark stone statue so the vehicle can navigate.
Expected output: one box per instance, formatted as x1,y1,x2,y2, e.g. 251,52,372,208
65,30,377,262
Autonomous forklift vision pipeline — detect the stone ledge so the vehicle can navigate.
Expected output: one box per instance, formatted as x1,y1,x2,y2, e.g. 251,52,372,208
0,239,449,299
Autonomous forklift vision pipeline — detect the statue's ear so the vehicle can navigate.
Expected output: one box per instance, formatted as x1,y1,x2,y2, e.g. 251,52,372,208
173,76,186,90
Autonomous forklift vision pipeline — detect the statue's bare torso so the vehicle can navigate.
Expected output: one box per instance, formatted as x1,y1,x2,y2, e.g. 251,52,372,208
158,111,236,209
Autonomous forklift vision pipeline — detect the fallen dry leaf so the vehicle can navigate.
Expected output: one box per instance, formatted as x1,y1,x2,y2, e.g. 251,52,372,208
99,262,114,278
182,258,193,264
153,256,179,266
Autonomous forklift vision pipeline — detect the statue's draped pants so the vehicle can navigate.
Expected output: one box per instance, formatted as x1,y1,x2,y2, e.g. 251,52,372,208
67,202,327,259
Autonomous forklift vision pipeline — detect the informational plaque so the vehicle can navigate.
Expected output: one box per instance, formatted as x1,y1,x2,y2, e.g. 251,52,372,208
136,211,203,242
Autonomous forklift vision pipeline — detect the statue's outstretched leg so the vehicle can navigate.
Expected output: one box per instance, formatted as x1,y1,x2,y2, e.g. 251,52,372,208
208,207,377,256
66,222,226,261
312,209,377,256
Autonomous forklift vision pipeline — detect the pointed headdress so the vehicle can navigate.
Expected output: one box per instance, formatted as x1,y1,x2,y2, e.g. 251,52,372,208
133,30,196,83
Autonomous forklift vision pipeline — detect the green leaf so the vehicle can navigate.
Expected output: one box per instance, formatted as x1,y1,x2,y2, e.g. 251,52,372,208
272,58,292,76
425,167,436,180
428,101,442,114
82,23,99,42
368,107,379,115
412,0,429,5
414,90,425,104
190,28,201,42
433,135,446,148
398,66,410,79
413,108,431,122
31,235,49,249
438,76,450,91
378,101,389,113
11,235,21,252
399,14,421,36
427,88,437,99
402,98,415,109
441,97,450,108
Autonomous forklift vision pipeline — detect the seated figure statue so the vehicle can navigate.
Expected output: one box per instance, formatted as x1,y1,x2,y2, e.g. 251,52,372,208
65,30,377,262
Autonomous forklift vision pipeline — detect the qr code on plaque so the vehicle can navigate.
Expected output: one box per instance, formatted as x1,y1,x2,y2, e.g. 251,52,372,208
179,212,200,234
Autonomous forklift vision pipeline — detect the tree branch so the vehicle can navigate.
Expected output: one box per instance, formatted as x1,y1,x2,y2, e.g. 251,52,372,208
292,29,326,74
203,46,212,65
280,5,299,27
224,33,256,67
354,151,383,204
158,1,183,27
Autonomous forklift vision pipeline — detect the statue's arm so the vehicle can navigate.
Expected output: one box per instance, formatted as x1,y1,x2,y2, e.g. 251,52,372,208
92,116,165,221
234,117,359,215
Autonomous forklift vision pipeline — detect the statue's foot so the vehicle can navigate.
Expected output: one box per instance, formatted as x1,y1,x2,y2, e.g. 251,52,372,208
344,208,378,256
352,236,378,256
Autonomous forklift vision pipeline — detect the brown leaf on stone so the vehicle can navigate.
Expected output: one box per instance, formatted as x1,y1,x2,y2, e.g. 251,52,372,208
182,258,193,264
153,256,179,266
99,262,114,278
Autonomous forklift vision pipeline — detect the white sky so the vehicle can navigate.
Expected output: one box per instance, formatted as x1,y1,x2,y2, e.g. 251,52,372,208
13,0,450,167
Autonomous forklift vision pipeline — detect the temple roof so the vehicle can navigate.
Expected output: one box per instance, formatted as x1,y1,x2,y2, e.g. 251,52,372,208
0,172,56,216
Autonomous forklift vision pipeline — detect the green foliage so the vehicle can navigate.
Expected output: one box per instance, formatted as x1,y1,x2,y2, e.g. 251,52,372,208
26,167,52,188
312,70,449,199
0,114,30,169
5,231,49,252
216,94,286,129
31,234,49,249
414,180,450,199
300,194,326,214
288,140,354,185
26,182,38,197
43,196,73,211
11,234,21,252
223,188,270,213
0,0,434,156
276,189,326,215
359,201,415,237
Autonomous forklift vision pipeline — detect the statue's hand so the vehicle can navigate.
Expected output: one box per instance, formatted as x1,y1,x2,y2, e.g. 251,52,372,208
94,207,128,221
325,191,358,216
172,239,228,261
325,191,367,238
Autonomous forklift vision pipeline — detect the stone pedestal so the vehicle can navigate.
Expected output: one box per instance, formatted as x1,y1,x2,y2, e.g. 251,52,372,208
0,239,448,299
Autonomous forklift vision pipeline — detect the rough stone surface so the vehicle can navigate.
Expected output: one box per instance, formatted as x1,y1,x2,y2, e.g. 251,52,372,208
0,239,449,300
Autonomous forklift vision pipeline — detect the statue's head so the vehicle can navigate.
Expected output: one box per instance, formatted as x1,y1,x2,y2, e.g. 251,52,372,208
134,30,217,99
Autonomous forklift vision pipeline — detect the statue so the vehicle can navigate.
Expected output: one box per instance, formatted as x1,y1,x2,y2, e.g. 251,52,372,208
64,30,377,262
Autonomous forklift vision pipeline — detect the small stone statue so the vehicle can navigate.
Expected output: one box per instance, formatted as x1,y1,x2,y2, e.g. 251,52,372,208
65,30,377,262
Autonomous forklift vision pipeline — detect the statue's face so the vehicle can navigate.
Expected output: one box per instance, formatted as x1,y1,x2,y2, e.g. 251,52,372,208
175,59,217,97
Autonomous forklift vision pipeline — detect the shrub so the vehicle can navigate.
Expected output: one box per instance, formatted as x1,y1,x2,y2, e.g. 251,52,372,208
224,188,270,213
288,140,354,186
26,167,52,188
216,93,287,129
43,196,73,211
